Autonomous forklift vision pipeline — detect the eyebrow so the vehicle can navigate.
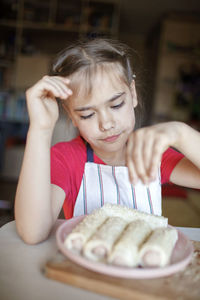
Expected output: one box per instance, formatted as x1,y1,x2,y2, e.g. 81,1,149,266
74,92,125,112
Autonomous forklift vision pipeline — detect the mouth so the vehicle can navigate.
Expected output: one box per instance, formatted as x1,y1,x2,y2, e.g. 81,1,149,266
102,134,121,143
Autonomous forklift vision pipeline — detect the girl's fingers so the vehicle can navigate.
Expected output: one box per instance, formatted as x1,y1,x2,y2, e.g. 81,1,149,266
127,158,138,185
126,135,138,184
36,80,64,100
132,131,149,184
42,77,66,99
57,76,70,84
142,131,154,177
127,124,175,185
127,131,148,185
43,76,72,99
127,129,167,185
149,137,167,179
51,76,73,96
44,75,70,84
43,78,69,99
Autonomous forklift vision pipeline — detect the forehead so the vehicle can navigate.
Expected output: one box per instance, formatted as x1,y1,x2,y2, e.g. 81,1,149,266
68,63,129,106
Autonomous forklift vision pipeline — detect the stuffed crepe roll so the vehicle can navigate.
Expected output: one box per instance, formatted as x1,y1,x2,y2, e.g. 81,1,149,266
102,203,168,229
64,209,107,253
83,217,127,262
108,219,152,267
139,227,178,267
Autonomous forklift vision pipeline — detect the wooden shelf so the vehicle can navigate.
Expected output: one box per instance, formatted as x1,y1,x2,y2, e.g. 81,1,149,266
0,0,120,90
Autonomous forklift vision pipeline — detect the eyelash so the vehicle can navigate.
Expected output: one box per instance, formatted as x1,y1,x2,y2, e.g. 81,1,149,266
80,101,125,120
111,101,125,109
80,113,94,120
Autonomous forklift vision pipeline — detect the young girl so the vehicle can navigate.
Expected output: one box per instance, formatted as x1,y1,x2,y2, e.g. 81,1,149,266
15,38,200,244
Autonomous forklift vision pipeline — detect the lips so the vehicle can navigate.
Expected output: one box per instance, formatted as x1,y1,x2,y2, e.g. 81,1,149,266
102,134,121,143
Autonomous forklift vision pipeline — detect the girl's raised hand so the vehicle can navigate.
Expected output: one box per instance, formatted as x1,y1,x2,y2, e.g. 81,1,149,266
26,76,72,131
126,122,183,185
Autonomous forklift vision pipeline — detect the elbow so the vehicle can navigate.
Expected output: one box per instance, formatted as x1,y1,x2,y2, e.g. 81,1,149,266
18,229,49,245
14,204,53,245
20,236,41,245
15,220,51,245
20,233,47,245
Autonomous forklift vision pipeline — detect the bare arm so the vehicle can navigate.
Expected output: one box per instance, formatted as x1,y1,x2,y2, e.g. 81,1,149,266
126,121,200,189
15,76,72,244
15,129,65,244
169,123,200,187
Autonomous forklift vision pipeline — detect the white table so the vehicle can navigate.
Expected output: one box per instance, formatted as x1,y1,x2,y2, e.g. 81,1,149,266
0,220,200,300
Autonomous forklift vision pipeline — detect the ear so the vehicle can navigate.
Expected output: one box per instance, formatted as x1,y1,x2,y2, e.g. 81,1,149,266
130,80,138,108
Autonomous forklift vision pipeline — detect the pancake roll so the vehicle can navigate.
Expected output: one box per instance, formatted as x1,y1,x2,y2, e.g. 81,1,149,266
102,203,168,229
64,209,107,253
83,217,127,262
139,227,178,267
108,220,152,267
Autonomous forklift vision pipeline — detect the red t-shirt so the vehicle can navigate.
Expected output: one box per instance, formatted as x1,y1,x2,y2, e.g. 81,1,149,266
51,136,184,219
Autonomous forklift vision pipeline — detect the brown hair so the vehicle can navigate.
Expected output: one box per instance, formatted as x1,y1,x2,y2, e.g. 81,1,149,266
51,38,143,127
51,38,134,80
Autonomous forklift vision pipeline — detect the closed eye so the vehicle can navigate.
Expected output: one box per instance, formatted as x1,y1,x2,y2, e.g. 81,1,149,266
80,113,94,120
111,101,125,109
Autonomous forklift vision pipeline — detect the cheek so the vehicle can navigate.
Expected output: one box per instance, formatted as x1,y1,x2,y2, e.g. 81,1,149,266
77,120,97,141
120,104,136,129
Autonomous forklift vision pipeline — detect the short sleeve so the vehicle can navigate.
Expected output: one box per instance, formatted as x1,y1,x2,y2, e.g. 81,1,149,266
50,136,86,219
51,143,71,195
161,148,184,184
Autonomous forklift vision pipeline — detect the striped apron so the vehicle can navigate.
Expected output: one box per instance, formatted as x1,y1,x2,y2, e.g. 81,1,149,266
73,143,162,217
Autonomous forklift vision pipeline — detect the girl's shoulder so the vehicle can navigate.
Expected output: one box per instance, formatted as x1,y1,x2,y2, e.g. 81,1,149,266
51,135,85,151
51,135,87,163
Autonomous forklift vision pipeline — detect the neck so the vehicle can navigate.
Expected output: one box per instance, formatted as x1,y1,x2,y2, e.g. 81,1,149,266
94,147,126,166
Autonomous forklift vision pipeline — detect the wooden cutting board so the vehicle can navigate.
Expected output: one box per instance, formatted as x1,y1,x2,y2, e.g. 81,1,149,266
44,241,200,300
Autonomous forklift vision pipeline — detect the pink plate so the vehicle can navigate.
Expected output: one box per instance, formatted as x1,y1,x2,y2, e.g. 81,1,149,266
56,216,194,279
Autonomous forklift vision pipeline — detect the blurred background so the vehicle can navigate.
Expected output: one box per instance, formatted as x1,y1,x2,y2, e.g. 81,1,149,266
0,0,200,227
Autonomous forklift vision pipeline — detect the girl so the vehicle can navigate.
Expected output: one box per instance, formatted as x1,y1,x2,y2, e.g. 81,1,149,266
15,38,200,244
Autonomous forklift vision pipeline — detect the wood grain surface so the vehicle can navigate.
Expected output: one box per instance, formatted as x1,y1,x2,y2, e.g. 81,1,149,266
44,241,200,300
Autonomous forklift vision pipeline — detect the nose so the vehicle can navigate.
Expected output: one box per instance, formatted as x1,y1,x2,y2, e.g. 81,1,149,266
99,111,115,132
